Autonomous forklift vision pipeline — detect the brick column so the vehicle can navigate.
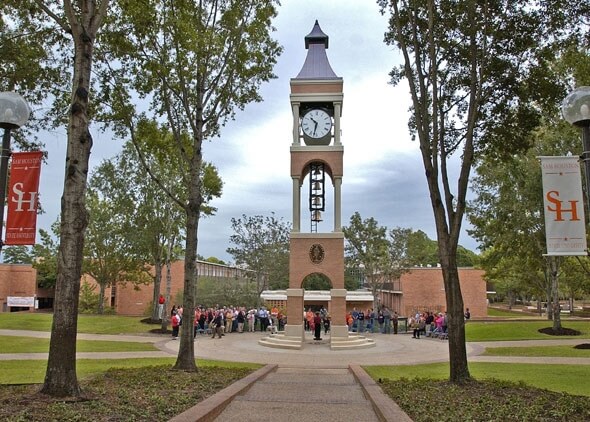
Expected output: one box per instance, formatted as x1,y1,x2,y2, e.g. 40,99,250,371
285,288,304,339
330,288,348,338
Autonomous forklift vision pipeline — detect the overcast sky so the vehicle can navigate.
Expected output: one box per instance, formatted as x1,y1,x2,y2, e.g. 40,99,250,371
33,0,480,263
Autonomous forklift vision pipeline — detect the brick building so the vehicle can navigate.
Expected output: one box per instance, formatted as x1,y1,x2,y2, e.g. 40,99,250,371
0,262,487,318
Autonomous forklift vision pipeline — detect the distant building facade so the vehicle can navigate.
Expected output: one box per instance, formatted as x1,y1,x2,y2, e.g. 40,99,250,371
0,262,486,318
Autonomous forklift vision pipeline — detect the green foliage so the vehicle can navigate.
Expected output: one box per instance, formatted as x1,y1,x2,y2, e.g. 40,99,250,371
95,2,282,354
1,246,33,264
302,273,332,290
0,1,70,148
343,213,413,301
84,185,152,314
196,276,258,308
204,256,226,265
31,227,59,289
78,282,100,314
227,213,291,296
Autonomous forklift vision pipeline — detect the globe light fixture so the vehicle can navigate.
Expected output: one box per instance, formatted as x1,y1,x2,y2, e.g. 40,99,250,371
0,92,31,250
0,92,31,129
562,87,590,219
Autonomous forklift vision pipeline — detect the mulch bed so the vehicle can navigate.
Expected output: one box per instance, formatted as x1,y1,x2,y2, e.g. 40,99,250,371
538,327,581,336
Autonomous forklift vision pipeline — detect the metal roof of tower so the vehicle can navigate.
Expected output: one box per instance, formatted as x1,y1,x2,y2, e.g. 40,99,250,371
295,20,339,80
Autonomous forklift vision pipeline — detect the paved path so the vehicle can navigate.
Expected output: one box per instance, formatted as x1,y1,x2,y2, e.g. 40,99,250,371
1,329,590,366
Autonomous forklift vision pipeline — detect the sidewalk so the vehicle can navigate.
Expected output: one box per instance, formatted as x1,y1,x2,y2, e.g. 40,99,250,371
2,329,589,366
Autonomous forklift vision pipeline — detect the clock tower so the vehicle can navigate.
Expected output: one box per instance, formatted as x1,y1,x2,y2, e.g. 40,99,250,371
284,21,348,347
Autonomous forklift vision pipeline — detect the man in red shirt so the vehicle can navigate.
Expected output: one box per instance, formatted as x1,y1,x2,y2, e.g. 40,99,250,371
158,294,165,320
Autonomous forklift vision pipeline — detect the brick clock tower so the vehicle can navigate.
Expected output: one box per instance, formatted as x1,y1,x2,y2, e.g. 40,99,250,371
284,21,349,346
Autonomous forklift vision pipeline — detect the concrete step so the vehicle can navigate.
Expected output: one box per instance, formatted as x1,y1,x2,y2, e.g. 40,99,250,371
330,337,376,350
258,334,302,350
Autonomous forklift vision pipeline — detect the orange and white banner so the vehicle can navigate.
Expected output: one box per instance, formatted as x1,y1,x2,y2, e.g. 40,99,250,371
5,151,43,246
540,156,587,256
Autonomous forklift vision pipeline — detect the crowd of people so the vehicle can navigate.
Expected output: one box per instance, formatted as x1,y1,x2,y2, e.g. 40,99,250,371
168,304,453,340
408,311,448,339
169,304,287,339
346,306,400,334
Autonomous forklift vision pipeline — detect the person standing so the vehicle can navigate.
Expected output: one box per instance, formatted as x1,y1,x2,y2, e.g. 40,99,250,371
357,309,365,333
171,311,181,339
236,308,245,333
313,312,322,340
464,308,471,320
392,311,399,334
158,294,165,320
247,309,255,332
225,308,233,333
382,307,391,334
211,311,223,339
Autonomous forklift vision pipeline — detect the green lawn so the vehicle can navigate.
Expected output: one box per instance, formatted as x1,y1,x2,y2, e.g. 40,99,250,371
364,362,590,396
483,344,590,357
466,320,590,341
0,358,262,384
0,335,158,353
0,312,155,334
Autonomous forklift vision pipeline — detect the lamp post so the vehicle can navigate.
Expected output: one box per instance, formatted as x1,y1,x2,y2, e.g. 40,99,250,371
562,86,590,219
0,92,31,251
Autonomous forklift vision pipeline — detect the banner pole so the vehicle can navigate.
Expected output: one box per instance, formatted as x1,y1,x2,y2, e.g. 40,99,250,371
0,128,11,252
582,126,590,223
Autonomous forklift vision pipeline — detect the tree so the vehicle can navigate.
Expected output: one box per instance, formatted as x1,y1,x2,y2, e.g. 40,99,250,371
378,0,571,383
13,0,112,398
2,246,33,264
99,1,281,370
469,70,590,329
406,230,438,267
343,213,411,308
227,213,290,301
83,187,151,314
1,1,66,149
32,227,59,289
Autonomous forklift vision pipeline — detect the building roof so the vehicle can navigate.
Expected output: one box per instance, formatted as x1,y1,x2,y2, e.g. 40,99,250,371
261,290,374,302
294,20,339,80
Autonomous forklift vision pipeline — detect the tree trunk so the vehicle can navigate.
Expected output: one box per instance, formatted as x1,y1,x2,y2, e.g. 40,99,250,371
173,152,202,371
41,20,94,397
438,240,470,383
548,257,561,331
151,262,162,321
40,0,109,397
97,282,106,314
161,260,171,332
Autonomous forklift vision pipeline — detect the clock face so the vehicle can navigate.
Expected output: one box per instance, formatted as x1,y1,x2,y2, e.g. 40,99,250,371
301,109,332,139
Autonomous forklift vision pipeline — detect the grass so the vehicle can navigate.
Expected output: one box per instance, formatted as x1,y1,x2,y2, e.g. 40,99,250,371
365,362,590,396
483,344,590,358
0,313,155,334
465,320,590,341
0,358,261,385
0,336,158,354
